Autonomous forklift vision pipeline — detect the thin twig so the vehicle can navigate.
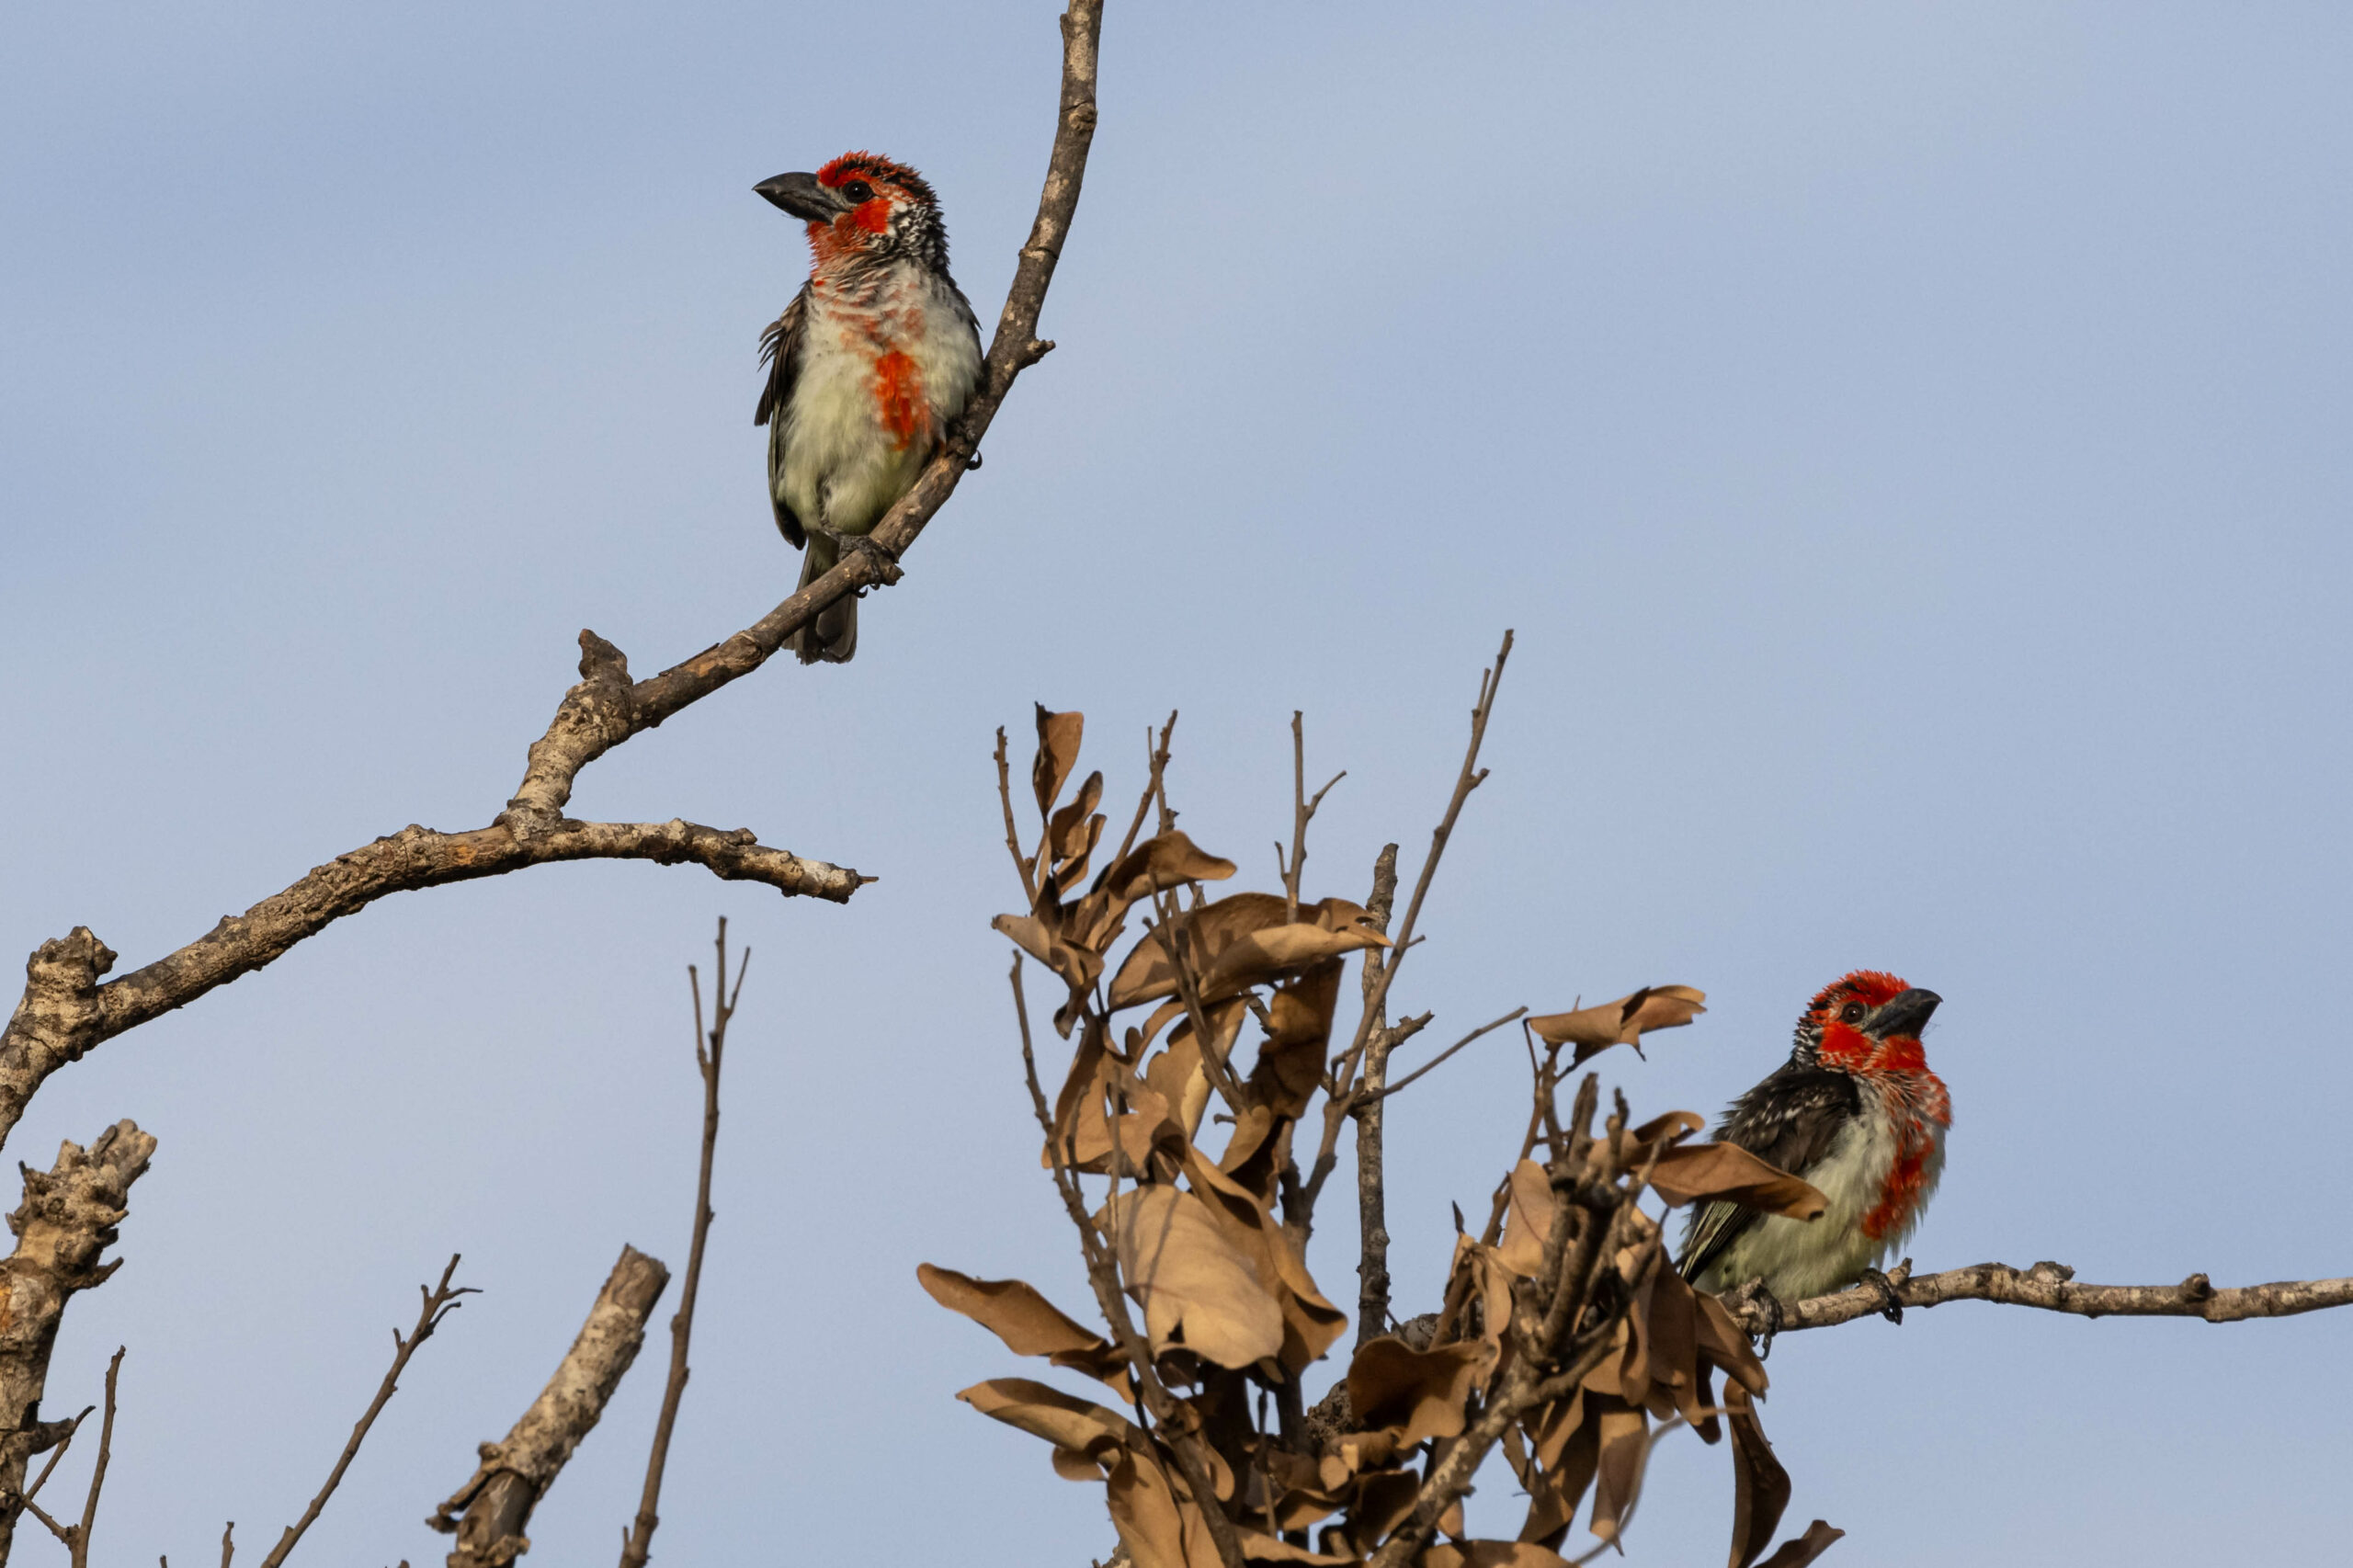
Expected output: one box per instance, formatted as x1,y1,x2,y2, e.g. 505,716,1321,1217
1279,712,1347,926
1356,1007,1529,1107
56,1347,127,1568
258,1259,475,1568
1009,959,1247,1568
1110,713,1178,869
1291,634,1514,1243
995,730,1040,908
620,921,747,1568
21,1404,94,1506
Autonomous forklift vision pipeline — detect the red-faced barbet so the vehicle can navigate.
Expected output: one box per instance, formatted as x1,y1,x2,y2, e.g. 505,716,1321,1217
755,153,982,663
1677,971,1949,1343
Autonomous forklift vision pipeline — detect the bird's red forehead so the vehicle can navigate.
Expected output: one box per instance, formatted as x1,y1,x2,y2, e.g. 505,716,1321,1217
1807,969,1910,1016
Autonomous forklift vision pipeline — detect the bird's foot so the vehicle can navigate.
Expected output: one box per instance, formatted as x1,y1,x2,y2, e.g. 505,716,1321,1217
1859,1265,1904,1325
1732,1278,1785,1360
842,531,904,585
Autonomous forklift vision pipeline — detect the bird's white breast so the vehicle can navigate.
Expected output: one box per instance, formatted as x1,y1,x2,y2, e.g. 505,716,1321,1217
778,267,981,537
1700,1092,1946,1301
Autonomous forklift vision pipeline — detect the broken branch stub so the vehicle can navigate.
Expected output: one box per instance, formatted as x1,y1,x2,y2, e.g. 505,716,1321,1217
428,1245,669,1568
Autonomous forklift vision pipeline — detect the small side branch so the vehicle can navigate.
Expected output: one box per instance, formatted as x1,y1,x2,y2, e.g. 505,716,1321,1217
257,1258,475,1568
0,1120,156,1560
1726,1259,2353,1335
619,923,748,1568
430,1247,671,1568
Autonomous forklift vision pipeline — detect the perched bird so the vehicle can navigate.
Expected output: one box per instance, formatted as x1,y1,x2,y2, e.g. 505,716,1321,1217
754,153,983,663
1678,971,1949,1320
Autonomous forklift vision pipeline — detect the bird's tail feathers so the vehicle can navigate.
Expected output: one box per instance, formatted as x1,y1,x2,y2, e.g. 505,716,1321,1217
791,535,858,665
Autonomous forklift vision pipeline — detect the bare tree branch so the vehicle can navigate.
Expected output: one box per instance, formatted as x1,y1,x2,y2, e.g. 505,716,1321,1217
1723,1258,2353,1336
619,924,747,1568
429,1246,670,1568
0,1121,156,1559
1349,845,1400,1349
256,1258,475,1568
1354,1006,1529,1108
0,0,1108,1163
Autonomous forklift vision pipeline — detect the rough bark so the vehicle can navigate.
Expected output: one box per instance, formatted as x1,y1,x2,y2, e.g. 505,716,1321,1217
1727,1258,2353,1335
0,1122,156,1559
429,1246,670,1568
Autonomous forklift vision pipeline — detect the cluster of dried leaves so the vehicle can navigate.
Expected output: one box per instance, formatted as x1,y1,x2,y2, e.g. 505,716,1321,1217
921,697,1845,1568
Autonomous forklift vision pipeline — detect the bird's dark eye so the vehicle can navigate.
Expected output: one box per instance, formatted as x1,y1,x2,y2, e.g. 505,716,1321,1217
1839,1002,1868,1025
842,180,876,203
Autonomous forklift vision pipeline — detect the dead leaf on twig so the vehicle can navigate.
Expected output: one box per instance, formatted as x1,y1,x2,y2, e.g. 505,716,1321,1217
1108,893,1390,1011
1101,1186,1287,1369
1755,1519,1846,1568
1725,1380,1793,1568
1033,705,1086,817
1648,1143,1825,1219
918,1266,1131,1392
1347,1337,1487,1447
1528,985,1707,1066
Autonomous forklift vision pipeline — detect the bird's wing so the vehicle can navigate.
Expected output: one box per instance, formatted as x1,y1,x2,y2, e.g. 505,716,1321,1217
756,290,809,550
1676,1065,1861,1287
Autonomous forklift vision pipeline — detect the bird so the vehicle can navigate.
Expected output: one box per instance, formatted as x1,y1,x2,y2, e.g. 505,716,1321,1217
754,152,983,663
1677,971,1949,1331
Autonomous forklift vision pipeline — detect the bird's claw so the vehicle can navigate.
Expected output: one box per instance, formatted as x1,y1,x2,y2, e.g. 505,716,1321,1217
1859,1265,1904,1325
1733,1278,1785,1360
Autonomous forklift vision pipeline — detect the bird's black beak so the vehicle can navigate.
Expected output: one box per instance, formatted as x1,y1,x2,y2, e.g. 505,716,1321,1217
755,171,846,224
1869,988,1942,1040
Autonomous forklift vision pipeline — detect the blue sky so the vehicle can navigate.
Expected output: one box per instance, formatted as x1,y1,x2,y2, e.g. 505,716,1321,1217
4,2,2349,1562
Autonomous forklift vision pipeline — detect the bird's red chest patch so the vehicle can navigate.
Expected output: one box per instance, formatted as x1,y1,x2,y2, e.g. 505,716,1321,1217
871,349,926,448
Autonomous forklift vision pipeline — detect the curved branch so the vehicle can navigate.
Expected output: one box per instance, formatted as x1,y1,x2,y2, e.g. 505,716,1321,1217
1724,1258,2353,1336
0,811,856,1151
1,0,1107,1156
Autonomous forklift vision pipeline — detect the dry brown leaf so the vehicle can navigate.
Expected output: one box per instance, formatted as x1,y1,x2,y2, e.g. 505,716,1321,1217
1641,1268,1710,1432
996,912,1106,997
1235,1528,1357,1565
1426,1544,1574,1568
1216,1104,1286,1203
1048,769,1105,861
1648,1143,1826,1219
1103,1186,1287,1369
1755,1520,1845,1568
1528,985,1707,1067
1586,1397,1650,1546
1033,704,1086,817
1106,1444,1209,1568
1520,1397,1599,1547
1249,961,1342,1118
1108,893,1389,1011
1097,830,1241,903
1182,1150,1348,1371
917,1266,1131,1392
1495,1160,1557,1278
959,1376,1139,1462
1725,1380,1793,1568
1693,1290,1768,1397
1339,1467,1420,1554
1346,1337,1487,1448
